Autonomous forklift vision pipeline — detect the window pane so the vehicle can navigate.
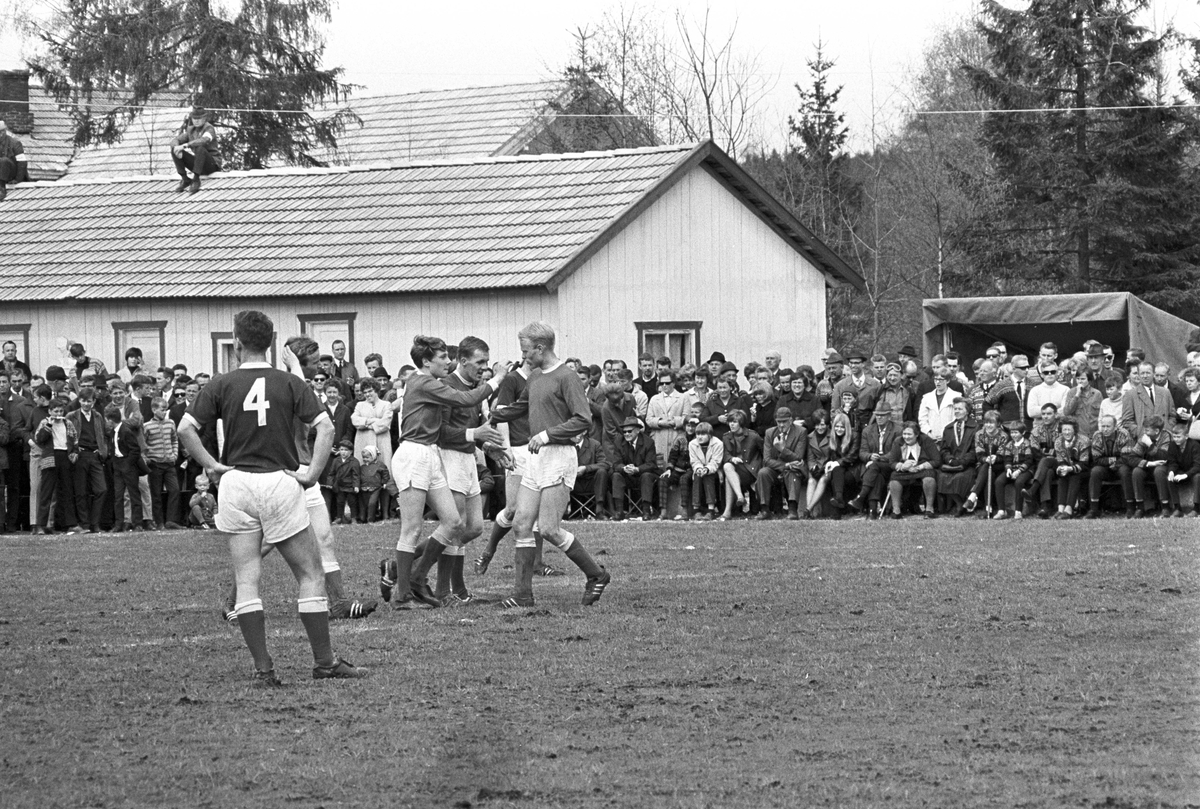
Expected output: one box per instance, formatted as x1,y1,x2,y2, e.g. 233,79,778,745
119,327,162,371
644,333,665,359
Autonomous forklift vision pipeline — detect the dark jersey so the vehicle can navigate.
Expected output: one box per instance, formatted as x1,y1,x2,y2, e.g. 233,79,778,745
185,363,325,473
494,368,530,446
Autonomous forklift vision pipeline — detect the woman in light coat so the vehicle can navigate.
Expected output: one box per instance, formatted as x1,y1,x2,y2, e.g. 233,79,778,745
352,378,393,460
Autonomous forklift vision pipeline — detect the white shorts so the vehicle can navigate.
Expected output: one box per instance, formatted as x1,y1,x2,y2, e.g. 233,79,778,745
215,469,309,544
440,448,481,497
509,443,530,478
391,441,447,492
296,465,325,509
521,444,578,492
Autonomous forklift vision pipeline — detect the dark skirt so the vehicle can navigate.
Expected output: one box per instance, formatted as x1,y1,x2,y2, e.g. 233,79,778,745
892,469,936,485
937,468,975,498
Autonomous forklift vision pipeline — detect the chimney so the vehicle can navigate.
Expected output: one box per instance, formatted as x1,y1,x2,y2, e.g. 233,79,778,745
0,70,33,134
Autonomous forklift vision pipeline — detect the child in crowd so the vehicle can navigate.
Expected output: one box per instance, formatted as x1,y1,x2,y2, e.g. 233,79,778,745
329,439,361,524
688,420,723,520
1002,422,1035,519
107,404,144,532
33,397,76,535
188,475,217,529
660,416,697,521
1098,378,1124,426
143,396,183,529
357,445,389,523
1167,422,1200,516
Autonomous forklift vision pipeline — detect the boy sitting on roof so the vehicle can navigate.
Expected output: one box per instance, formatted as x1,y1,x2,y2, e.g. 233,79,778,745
169,106,222,194
0,120,28,202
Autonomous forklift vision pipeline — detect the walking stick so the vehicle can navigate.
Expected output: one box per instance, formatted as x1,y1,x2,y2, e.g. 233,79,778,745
986,461,993,518
880,488,891,517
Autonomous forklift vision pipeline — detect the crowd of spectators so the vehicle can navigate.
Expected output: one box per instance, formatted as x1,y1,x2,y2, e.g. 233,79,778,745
3,331,1198,535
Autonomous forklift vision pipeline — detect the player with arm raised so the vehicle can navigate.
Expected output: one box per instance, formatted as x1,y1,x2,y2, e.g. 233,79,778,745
178,310,364,685
385,335,507,609
489,322,610,608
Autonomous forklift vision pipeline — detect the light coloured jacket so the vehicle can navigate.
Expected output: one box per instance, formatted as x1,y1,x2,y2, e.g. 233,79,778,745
688,436,724,475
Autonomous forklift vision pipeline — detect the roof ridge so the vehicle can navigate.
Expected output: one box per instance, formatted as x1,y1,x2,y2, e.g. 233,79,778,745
21,143,702,188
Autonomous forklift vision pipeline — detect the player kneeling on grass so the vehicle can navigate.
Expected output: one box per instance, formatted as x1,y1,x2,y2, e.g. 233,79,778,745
179,310,365,685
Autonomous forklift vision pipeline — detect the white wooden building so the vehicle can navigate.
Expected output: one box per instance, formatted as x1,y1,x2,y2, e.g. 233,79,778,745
0,141,862,377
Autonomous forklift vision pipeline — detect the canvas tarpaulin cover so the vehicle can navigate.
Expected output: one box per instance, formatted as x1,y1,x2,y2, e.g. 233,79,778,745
922,292,1198,372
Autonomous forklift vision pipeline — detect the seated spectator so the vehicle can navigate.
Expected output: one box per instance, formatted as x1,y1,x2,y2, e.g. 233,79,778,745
1026,403,1061,512
689,421,723,520
804,409,857,519
658,418,696,521
886,421,940,519
610,417,659,521
573,433,611,520
802,411,834,519
967,412,1011,518
1000,422,1035,519
599,382,635,457
0,120,28,201
1047,417,1090,519
357,445,389,522
1129,416,1172,517
188,475,217,529
756,406,807,520
848,417,899,517
1166,422,1200,516
170,106,221,193
1086,415,1135,518
937,398,977,516
720,410,763,520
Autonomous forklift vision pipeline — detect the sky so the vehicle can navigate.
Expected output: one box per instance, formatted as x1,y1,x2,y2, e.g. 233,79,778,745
3,0,1199,150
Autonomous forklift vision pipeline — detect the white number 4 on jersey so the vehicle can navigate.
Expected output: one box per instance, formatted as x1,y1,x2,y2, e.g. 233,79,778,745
243,377,271,427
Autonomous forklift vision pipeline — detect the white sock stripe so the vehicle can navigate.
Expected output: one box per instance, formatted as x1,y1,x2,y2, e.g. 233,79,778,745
496,511,513,528
233,599,263,616
297,596,329,614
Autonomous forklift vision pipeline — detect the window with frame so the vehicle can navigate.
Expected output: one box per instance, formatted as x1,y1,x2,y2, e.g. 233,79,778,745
636,321,701,368
113,320,166,374
0,323,32,367
212,331,277,374
298,312,356,363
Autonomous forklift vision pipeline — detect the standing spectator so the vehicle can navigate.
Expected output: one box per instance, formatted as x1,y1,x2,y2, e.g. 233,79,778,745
169,106,221,193
106,405,144,532
704,378,747,439
144,397,183,529
873,364,911,432
620,369,649,418
118,348,145,384
329,440,360,524
0,120,28,201
645,370,686,468
0,370,31,532
33,398,77,534
1121,361,1174,438
1027,363,1069,419
747,382,777,437
67,388,108,533
919,372,956,440
778,375,819,427
598,382,636,458
357,445,389,523
351,378,393,461
0,341,31,383
634,353,658,399
330,340,359,385
322,381,354,449
26,385,52,531
834,349,882,425
679,367,713,414
67,343,108,394
1063,370,1102,439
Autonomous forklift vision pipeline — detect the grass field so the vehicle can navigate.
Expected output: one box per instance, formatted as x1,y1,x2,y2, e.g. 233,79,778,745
2,516,1199,808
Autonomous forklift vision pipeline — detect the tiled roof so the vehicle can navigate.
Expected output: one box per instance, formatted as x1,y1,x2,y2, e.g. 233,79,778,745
1,145,700,300
56,81,569,180
0,141,865,300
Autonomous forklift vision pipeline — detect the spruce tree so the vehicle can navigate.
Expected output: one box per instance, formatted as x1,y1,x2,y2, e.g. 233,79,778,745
29,0,353,169
963,0,1200,314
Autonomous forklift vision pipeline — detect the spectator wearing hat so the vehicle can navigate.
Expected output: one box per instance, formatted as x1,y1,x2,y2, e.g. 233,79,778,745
756,406,807,520
0,120,28,202
610,417,659,520
833,348,881,425
873,363,911,431
705,352,727,384
897,345,919,367
815,351,845,411
169,105,222,193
